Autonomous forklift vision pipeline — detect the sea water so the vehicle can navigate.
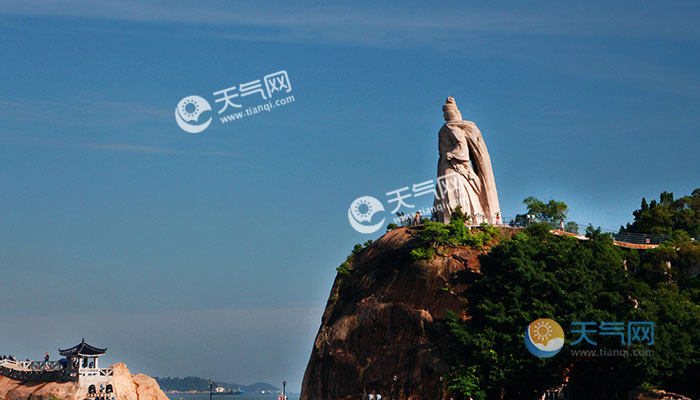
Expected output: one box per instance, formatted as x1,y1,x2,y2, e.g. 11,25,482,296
166,392,299,400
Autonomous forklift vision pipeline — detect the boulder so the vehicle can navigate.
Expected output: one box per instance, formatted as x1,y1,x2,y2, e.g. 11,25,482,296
300,227,485,400
0,363,168,400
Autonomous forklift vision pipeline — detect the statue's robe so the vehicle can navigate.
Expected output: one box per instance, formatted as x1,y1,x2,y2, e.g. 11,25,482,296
433,120,500,224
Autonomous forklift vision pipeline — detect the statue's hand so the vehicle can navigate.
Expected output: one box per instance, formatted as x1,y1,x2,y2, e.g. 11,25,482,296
447,151,469,162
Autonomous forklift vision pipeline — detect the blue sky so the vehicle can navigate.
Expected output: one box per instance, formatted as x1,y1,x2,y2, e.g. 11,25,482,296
1,0,699,391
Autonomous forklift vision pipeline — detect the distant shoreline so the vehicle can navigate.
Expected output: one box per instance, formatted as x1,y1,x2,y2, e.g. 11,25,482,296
164,392,286,396
164,391,282,395
165,392,243,394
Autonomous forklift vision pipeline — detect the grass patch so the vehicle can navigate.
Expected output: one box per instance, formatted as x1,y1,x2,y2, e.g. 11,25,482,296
410,207,501,260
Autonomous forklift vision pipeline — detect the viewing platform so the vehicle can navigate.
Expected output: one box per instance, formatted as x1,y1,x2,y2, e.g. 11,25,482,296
0,359,71,382
0,339,113,386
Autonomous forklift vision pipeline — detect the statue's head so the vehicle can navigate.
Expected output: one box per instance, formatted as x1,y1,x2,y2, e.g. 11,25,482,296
442,97,462,122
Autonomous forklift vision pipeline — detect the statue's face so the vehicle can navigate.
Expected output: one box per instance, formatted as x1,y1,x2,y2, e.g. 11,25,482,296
443,109,461,122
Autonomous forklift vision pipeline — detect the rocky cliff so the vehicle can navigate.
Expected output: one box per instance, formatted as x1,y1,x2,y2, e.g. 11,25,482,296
0,363,169,400
300,226,492,400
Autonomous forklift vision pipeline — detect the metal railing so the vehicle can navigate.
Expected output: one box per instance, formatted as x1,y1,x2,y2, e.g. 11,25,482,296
399,212,696,246
79,367,114,377
0,359,62,371
500,216,683,245
0,359,112,384
610,231,671,245
0,359,74,383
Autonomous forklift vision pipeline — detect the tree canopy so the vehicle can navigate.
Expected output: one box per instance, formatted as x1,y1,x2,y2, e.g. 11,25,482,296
513,197,568,226
621,189,700,236
446,190,700,400
447,226,700,399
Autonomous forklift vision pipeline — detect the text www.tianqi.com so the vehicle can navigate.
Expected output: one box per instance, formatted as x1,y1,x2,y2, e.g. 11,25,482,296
219,95,296,124
570,348,655,358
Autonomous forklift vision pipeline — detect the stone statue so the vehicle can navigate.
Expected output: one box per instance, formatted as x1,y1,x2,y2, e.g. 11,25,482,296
433,97,501,224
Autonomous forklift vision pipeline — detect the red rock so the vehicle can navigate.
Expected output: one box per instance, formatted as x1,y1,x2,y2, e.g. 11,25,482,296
300,227,485,400
0,363,168,400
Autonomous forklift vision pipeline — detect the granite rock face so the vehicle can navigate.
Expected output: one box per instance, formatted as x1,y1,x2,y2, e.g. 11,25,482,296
300,227,486,400
110,363,170,400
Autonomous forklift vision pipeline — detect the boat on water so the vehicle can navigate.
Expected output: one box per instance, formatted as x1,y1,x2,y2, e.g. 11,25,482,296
211,391,244,396
211,386,244,396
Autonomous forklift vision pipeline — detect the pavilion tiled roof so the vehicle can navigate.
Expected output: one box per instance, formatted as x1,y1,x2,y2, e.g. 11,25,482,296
58,338,107,357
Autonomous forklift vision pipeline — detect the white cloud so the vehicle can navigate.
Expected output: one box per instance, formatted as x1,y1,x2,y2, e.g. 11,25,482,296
80,143,234,156
81,143,177,154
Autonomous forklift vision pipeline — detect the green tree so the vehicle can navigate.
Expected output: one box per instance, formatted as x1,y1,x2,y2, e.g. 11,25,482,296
447,225,700,399
515,197,569,225
335,241,373,276
564,221,579,234
409,207,500,260
626,284,700,396
621,189,700,236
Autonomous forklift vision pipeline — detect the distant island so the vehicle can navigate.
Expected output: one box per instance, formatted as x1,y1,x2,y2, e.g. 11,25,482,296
155,376,280,394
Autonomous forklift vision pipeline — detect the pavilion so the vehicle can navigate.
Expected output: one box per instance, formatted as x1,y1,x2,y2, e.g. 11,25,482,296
59,338,113,385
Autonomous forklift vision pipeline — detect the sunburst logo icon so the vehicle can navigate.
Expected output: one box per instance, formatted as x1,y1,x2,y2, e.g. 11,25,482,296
174,95,212,134
525,318,565,358
532,320,554,341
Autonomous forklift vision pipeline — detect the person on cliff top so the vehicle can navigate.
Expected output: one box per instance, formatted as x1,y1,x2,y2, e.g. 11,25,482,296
415,211,421,225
